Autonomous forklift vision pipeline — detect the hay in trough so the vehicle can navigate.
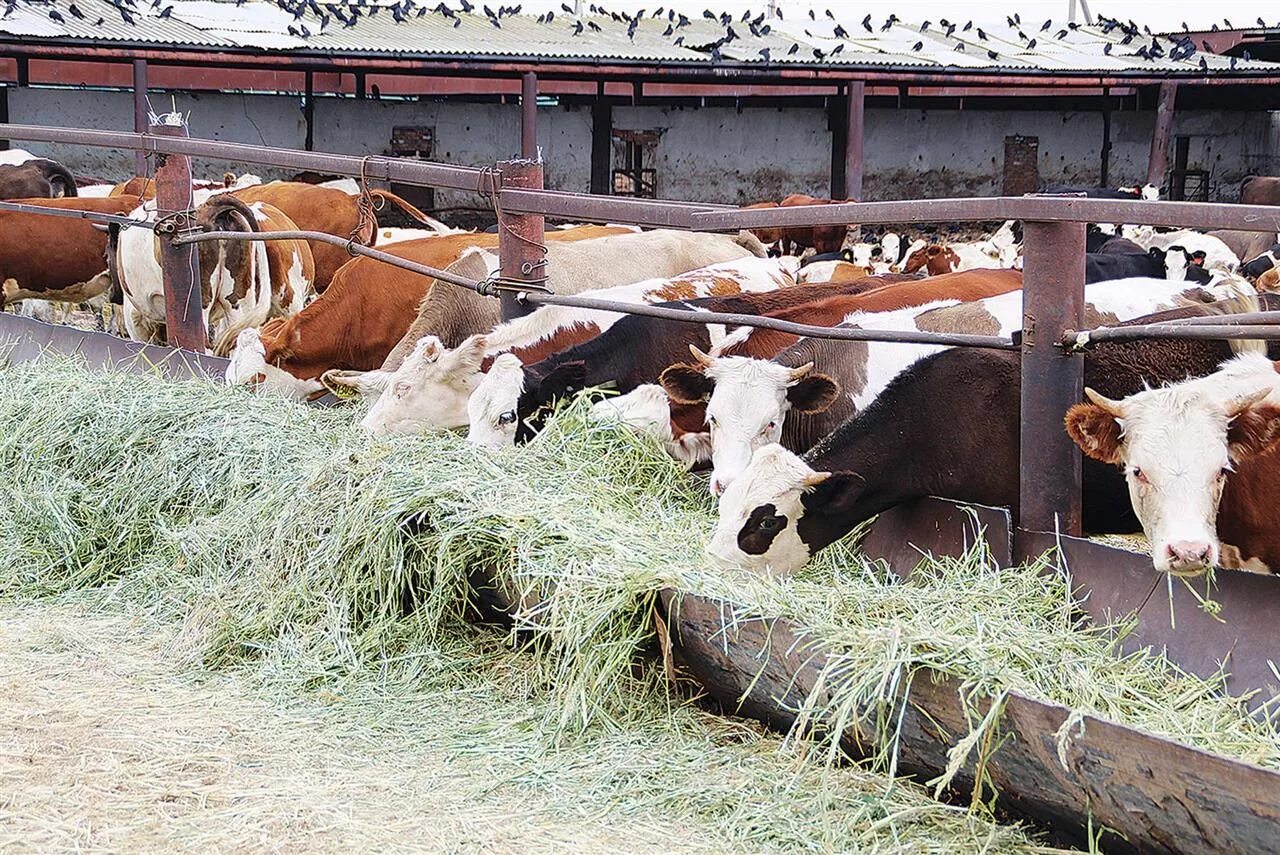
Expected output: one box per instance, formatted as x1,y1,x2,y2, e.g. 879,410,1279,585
0,356,1277,839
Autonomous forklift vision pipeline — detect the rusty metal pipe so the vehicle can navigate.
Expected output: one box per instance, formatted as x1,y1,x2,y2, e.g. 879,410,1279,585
520,71,538,159
1142,310,1280,328
0,199,153,226
0,123,486,191
132,59,147,176
1064,323,1280,349
151,118,205,352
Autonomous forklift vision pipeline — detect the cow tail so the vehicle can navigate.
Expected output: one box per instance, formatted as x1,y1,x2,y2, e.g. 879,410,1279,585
367,190,447,231
44,161,78,197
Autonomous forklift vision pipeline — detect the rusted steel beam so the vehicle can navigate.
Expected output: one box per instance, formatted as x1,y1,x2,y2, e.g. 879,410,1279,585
520,71,538,159
1151,310,1280,327
0,123,485,191
132,59,147,176
303,70,315,152
150,116,205,352
843,80,865,202
1147,81,1178,190
688,195,1280,232
1020,221,1085,536
663,588,1280,855
495,158,546,321
499,187,729,228
0,199,152,226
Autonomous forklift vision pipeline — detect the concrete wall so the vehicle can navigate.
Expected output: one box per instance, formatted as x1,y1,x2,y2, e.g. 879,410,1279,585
6,84,1278,207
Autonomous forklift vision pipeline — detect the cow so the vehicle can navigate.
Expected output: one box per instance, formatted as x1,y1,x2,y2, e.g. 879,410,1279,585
1208,230,1280,266
362,256,800,437
0,148,36,166
221,226,673,395
663,276,1249,496
707,296,1275,575
0,159,77,199
1260,268,1280,292
901,230,1020,277
1122,226,1240,273
0,195,143,309
1038,183,1160,200
475,270,1025,454
1162,246,1214,284
1241,176,1280,207
1066,351,1280,575
378,230,768,372
777,194,849,255
118,195,315,354
1240,243,1280,280
233,181,450,291
742,201,784,247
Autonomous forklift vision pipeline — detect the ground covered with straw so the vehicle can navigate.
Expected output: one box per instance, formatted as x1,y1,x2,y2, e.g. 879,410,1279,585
1,357,1277,850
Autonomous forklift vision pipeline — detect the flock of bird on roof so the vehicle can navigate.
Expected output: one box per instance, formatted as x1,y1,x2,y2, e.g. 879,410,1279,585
5,0,1277,69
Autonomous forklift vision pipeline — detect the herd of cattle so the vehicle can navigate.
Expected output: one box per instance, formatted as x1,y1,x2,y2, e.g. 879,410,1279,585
6,148,1280,581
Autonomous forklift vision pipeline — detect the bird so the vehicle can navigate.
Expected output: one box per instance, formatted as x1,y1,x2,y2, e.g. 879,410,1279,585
976,28,986,40
808,8,815,20
1006,15,1015,26
1103,43,1112,54
587,19,599,30
560,2,570,10
861,13,871,32
1245,49,1253,61
1259,17,1267,26
68,2,84,17
93,15,103,23
812,47,824,59
49,9,65,22
661,23,671,35
626,18,636,38
953,42,964,51
912,41,923,51
787,42,798,55
1230,55,1239,69
710,45,722,62
1055,29,1067,39
1135,45,1150,59
944,23,955,36
725,25,737,41
1026,37,1036,49
158,4,172,17
832,43,843,54
758,47,770,60
920,20,930,32
833,23,846,38
288,23,299,34
1014,13,1020,24
1224,18,1233,28
963,21,971,31
673,34,683,45
1040,19,1050,31
987,49,998,59
1199,57,1208,70
571,17,582,33
825,8,834,19
1203,40,1212,51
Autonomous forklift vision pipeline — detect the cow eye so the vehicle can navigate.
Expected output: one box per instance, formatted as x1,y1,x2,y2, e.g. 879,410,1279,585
498,411,517,425
1219,466,1231,480
708,415,718,428
759,515,783,533
763,421,777,435
393,381,412,397
1130,466,1148,484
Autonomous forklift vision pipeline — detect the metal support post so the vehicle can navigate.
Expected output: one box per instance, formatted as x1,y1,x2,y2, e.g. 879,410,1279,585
132,60,148,176
150,115,205,351
1146,81,1178,191
520,71,538,158
495,157,545,321
1019,220,1085,535
844,80,865,201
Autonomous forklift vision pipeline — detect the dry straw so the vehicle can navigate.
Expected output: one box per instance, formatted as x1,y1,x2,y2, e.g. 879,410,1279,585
1,356,1277,848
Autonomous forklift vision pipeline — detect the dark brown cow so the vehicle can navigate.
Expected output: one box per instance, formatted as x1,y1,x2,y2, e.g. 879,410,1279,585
1241,176,1280,206
0,159,77,199
778,194,849,255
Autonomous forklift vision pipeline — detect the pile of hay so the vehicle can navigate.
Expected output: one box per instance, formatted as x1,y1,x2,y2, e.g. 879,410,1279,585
0,357,1276,845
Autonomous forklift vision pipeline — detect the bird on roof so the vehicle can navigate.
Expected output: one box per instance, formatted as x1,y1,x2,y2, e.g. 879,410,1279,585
49,9,65,22
158,4,172,16
832,43,844,54
1245,49,1253,61
944,22,955,36
1224,18,1233,28
881,13,897,31
920,20,930,32
825,8,834,19
1014,13,1021,24
710,45,722,61
1135,45,1150,59
861,14,871,32
68,2,84,17
587,19,599,30
1006,15,1015,26
571,18,583,34
673,34,683,45
1040,19,1051,31
676,13,688,26
976,28,986,40
1054,28,1066,38
833,23,846,37
787,42,798,54
911,41,923,51
963,20,971,31
808,8,815,20
719,11,730,25
987,49,998,59
627,18,636,38
1103,43,1111,54
725,24,737,41
953,42,964,51
288,23,300,34
812,47,825,59
1026,37,1037,48
1259,17,1267,26
758,47,770,60
662,23,671,35
1230,55,1238,68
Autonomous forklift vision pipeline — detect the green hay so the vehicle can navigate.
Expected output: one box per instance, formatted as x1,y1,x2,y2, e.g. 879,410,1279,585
1,356,1277,848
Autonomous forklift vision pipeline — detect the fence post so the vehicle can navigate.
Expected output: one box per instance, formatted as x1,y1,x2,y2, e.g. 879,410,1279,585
150,114,206,351
132,59,148,176
1019,220,1085,536
495,157,546,321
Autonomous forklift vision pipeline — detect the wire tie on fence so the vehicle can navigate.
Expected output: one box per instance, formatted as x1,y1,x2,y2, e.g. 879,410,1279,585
153,209,197,237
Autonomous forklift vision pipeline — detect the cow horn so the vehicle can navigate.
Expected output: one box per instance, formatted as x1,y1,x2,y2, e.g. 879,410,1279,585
788,362,814,381
688,344,714,367
1225,387,1271,418
801,470,831,487
1084,387,1124,417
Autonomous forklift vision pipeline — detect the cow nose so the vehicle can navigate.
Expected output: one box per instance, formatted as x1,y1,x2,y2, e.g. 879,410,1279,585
710,478,725,497
1165,540,1214,572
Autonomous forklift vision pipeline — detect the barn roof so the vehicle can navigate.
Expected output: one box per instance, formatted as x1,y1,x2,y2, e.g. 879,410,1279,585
1,0,1279,80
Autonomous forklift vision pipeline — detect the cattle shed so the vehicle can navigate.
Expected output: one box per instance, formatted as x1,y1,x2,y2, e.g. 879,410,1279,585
1,1,1279,216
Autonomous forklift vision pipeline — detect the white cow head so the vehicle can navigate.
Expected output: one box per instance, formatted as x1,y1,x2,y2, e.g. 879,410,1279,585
659,345,839,496
467,353,525,449
589,385,713,468
1066,378,1280,575
361,335,488,436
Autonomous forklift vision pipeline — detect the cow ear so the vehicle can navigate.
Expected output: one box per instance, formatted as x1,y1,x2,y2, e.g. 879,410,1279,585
659,363,714,404
787,373,840,414
802,471,864,514
539,360,588,400
1226,393,1280,462
1064,399,1124,465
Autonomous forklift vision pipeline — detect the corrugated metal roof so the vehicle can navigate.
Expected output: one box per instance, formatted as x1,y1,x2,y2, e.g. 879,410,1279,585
0,0,1276,76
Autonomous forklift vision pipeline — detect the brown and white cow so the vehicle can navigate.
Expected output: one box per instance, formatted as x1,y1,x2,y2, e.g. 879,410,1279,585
118,195,315,354
1066,352,1280,575
0,159,78,200
360,256,799,439
777,194,849,256
0,195,143,308
233,181,448,292
225,226,634,396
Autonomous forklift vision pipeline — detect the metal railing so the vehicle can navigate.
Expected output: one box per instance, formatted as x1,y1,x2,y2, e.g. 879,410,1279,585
3,119,1280,537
